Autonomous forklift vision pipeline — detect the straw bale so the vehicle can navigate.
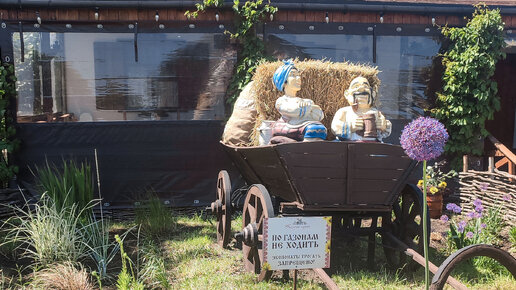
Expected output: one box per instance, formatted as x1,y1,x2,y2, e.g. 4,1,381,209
250,59,380,145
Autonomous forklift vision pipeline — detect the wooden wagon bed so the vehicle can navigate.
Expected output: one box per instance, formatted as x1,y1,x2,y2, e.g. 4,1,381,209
222,141,416,212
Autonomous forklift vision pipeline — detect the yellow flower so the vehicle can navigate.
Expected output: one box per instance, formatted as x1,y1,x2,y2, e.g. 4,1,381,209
438,181,447,189
418,180,424,187
430,187,439,194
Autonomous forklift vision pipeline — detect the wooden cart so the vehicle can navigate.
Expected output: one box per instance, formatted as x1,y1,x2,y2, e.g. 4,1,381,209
210,141,516,289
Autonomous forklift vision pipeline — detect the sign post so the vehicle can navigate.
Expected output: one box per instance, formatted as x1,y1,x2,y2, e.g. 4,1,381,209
263,216,332,288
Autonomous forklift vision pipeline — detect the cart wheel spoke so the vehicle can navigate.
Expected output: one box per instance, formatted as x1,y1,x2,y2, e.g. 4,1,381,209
393,203,402,220
247,203,256,223
408,206,418,221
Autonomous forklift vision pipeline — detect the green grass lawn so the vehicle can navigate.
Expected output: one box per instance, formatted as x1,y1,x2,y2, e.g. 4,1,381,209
152,215,515,290
0,212,513,289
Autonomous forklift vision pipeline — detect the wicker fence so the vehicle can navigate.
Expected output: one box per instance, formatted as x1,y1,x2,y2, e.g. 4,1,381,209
456,169,516,226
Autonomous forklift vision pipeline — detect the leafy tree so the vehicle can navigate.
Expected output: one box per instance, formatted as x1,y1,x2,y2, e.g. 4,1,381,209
432,4,505,167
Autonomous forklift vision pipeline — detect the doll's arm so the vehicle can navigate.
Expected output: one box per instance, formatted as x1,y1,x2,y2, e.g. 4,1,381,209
275,96,313,119
331,108,350,139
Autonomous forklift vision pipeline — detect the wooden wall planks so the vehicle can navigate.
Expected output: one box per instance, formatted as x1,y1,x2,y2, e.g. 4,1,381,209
1,8,515,28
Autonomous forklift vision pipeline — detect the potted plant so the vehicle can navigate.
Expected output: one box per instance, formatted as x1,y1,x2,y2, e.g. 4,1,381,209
417,164,457,219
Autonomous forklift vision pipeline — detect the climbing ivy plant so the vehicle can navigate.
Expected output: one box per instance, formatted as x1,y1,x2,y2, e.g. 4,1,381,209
186,0,277,107
0,63,19,188
432,4,505,166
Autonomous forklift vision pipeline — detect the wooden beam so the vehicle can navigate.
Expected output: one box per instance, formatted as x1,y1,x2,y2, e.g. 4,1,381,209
384,232,467,290
406,249,467,290
488,135,516,166
495,157,509,169
312,268,339,290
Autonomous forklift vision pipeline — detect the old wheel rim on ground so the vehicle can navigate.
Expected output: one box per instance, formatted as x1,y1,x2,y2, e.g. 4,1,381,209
382,184,430,270
213,170,232,248
242,184,274,281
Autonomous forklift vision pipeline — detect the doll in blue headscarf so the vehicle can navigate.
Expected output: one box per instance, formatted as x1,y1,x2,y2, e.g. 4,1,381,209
270,60,327,143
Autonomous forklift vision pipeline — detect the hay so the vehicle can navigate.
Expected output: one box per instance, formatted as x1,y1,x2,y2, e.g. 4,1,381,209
250,59,380,145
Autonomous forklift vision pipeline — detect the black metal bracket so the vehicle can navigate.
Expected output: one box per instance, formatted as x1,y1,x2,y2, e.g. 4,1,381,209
134,22,138,62
372,24,377,63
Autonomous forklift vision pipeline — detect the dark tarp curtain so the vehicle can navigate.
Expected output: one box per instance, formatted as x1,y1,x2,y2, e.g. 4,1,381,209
16,121,237,207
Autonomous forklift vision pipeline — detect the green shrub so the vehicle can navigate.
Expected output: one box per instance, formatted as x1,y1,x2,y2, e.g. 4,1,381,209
0,64,19,188
34,159,94,214
432,4,505,167
135,196,176,239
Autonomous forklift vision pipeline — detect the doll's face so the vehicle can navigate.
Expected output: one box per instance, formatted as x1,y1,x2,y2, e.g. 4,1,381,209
345,77,373,107
285,69,301,91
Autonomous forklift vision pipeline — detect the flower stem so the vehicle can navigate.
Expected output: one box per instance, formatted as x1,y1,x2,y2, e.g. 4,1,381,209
423,160,430,290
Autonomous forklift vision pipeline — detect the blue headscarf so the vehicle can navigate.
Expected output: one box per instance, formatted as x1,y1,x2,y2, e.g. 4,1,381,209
272,59,296,92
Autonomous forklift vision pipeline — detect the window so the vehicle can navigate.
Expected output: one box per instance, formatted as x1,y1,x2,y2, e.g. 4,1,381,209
265,25,441,120
13,31,236,122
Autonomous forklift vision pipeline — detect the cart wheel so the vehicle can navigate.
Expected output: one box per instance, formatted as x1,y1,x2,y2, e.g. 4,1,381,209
242,184,274,281
430,244,516,290
382,184,430,270
211,170,232,248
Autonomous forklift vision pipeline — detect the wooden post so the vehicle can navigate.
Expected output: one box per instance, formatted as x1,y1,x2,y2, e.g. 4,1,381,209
488,157,495,173
463,155,469,172
509,161,515,182
293,269,297,290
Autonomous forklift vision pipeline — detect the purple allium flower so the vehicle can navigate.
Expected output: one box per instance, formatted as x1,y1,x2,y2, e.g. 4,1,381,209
457,220,467,233
467,211,475,218
475,205,484,213
400,117,449,161
466,231,474,239
479,183,489,191
441,232,448,238
503,194,512,201
440,215,449,222
481,223,487,229
473,198,482,207
453,205,462,214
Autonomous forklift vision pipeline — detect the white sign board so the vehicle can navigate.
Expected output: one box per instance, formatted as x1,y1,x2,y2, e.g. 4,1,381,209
263,216,331,270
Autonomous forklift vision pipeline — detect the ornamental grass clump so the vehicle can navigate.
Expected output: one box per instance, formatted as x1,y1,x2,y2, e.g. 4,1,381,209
135,196,176,240
31,261,94,290
34,159,94,217
1,194,90,267
400,116,449,290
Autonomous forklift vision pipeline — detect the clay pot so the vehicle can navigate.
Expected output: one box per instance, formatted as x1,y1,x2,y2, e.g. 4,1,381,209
426,193,443,219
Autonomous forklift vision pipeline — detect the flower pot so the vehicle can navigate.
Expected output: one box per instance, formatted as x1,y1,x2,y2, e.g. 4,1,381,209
426,193,443,219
